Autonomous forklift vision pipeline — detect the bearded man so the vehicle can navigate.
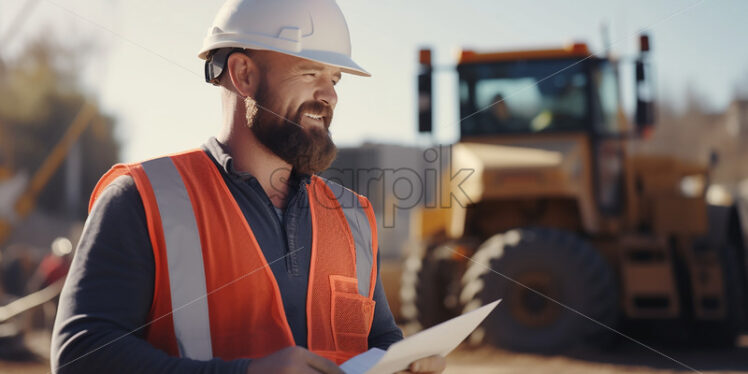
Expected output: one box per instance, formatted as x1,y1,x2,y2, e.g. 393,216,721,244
51,0,445,373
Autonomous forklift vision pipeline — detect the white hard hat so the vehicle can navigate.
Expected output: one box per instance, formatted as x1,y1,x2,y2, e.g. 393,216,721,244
199,0,370,77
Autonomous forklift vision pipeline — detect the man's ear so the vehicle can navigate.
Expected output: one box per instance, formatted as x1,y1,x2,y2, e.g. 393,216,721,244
226,52,260,98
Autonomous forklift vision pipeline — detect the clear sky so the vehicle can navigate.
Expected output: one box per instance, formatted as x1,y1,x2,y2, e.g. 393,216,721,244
2,0,747,162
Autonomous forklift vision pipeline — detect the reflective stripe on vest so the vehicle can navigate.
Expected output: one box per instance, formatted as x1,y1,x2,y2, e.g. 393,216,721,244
322,181,373,297
141,157,213,360
136,155,375,360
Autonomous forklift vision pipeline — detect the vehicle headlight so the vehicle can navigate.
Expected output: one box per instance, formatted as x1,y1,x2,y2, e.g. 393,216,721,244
679,175,705,198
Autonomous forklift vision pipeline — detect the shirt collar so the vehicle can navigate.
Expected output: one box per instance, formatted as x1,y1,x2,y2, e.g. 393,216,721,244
202,137,311,186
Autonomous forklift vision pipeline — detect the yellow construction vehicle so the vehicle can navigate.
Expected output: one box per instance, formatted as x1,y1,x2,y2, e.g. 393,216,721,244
399,35,747,350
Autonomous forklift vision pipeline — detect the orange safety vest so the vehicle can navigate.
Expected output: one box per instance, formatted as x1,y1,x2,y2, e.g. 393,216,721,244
89,149,379,364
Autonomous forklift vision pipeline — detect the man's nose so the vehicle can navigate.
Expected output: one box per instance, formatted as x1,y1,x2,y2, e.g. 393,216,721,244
314,82,338,109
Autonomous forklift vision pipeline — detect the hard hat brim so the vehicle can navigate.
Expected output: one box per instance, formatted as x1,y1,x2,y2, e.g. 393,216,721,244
198,42,371,77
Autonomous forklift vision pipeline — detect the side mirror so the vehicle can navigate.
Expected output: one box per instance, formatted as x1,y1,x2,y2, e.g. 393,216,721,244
635,59,655,129
635,34,655,134
418,48,433,134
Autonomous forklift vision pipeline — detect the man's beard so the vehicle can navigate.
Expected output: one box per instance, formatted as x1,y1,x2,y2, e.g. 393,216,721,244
245,84,337,175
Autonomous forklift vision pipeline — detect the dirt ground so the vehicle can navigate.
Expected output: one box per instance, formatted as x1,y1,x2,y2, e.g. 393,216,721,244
444,340,748,374
2,333,747,373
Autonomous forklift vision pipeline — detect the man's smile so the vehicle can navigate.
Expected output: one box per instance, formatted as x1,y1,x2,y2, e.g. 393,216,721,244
301,111,329,128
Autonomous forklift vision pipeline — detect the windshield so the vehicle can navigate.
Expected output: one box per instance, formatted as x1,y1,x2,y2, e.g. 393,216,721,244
458,59,590,137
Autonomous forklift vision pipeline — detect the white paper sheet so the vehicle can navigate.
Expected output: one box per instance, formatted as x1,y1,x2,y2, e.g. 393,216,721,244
341,299,501,374
339,348,386,374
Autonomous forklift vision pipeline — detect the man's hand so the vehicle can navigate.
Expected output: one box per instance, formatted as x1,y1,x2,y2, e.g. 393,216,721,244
397,355,446,374
246,346,344,374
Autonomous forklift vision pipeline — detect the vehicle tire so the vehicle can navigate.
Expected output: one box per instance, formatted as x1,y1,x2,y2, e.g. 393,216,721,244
460,227,619,352
400,244,464,332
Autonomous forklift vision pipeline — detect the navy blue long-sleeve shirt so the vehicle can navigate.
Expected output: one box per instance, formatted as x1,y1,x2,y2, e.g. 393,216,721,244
51,138,403,373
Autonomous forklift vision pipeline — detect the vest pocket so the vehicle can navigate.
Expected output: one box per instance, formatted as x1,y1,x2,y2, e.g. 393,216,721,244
329,275,376,353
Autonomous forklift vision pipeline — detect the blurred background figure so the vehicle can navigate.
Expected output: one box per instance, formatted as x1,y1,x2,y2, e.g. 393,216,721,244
477,94,523,133
27,237,72,292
